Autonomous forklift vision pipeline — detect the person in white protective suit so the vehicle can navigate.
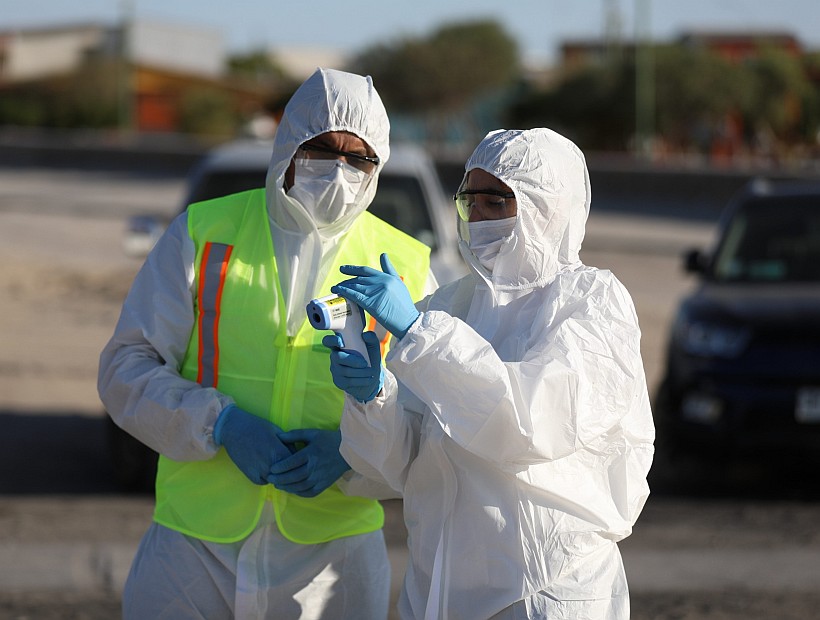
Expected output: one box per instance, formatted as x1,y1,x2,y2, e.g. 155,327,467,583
324,128,655,619
98,68,436,620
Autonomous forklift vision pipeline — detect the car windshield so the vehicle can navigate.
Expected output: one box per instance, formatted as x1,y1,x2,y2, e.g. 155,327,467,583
187,169,265,205
184,168,437,250
713,196,820,283
369,174,436,250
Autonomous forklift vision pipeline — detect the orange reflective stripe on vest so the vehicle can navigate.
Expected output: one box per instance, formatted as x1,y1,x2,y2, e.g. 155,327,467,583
196,242,233,388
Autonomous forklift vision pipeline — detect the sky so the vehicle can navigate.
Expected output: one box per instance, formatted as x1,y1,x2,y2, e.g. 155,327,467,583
4,0,820,65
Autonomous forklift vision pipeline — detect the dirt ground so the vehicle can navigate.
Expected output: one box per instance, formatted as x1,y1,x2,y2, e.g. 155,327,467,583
2,168,820,619
3,494,820,619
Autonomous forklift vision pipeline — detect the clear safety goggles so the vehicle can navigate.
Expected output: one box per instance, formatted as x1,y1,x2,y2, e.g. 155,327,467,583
298,143,380,175
453,189,517,222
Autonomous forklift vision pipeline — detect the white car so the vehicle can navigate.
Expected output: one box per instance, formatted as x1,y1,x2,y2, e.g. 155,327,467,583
124,139,466,284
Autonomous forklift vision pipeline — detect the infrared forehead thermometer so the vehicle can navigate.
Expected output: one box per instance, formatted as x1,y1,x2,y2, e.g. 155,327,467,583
306,294,370,366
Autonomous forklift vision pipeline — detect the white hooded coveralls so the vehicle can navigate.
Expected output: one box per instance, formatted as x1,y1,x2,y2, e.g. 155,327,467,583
339,128,655,619
98,68,434,620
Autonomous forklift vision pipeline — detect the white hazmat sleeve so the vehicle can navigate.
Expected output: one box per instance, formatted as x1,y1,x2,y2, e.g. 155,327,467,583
98,214,233,461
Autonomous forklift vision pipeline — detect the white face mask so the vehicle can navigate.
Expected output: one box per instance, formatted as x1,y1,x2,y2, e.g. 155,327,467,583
287,158,372,227
467,216,517,271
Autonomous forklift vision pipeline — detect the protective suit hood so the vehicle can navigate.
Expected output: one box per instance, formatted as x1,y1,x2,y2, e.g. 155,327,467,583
458,128,591,291
265,67,390,233
261,68,390,334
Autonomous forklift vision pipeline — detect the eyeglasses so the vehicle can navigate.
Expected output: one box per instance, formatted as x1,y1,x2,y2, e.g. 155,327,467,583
453,189,516,221
298,143,380,174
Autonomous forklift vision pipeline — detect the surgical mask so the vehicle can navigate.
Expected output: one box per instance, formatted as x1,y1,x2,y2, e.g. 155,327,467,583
287,158,371,227
467,216,516,271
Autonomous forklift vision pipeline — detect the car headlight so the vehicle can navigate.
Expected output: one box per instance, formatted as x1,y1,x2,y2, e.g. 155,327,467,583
676,319,751,358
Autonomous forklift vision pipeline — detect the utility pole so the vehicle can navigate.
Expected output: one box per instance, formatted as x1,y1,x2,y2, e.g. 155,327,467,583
604,0,623,62
634,0,654,158
118,0,135,134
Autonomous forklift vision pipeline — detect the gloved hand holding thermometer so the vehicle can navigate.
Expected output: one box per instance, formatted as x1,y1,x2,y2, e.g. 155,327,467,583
331,253,420,339
308,293,384,402
306,294,370,365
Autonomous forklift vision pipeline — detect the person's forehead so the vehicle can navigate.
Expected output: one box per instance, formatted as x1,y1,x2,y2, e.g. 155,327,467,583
307,131,372,154
465,168,510,191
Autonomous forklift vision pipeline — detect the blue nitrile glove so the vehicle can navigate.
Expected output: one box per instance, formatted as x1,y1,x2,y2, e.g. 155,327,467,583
331,253,420,339
213,405,293,485
323,331,384,403
267,429,350,497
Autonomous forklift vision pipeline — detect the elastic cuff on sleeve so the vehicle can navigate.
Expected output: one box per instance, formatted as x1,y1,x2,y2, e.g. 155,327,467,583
400,312,422,339
212,404,236,446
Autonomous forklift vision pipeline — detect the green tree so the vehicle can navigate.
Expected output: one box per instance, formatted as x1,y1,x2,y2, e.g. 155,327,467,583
800,52,820,140
178,89,238,137
227,50,288,86
349,19,520,115
747,48,816,141
652,46,755,150
507,60,634,151
60,57,123,128
0,57,122,129
0,89,49,126
508,43,820,154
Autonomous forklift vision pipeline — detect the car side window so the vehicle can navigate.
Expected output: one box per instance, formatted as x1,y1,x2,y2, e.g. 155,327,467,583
368,174,437,250
713,199,820,283
185,169,267,208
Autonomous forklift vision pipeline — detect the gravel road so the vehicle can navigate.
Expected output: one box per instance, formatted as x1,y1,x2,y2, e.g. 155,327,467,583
2,167,819,619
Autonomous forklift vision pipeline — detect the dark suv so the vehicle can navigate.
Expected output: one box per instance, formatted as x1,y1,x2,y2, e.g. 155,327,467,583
655,179,820,459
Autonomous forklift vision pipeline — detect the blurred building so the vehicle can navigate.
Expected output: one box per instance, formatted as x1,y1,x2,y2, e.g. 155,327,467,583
0,20,223,82
0,23,114,81
679,31,802,62
560,29,806,69
0,21,278,134
129,20,224,77
270,46,348,82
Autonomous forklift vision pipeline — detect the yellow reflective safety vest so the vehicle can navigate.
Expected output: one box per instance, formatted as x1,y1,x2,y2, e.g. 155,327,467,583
153,188,431,544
